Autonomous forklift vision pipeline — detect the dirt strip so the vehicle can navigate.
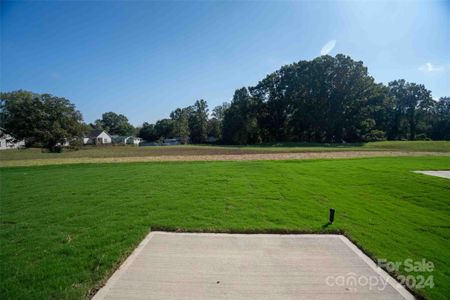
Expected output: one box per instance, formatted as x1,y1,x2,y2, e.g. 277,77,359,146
0,151,448,167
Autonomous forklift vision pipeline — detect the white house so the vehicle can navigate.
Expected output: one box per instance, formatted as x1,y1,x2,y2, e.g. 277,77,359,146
84,129,112,145
0,128,25,150
111,135,142,145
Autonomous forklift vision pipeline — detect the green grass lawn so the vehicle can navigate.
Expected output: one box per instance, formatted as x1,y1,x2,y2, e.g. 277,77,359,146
1,156,449,299
0,141,449,163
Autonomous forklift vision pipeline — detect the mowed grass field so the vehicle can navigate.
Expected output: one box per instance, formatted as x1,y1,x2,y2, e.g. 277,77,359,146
0,156,449,299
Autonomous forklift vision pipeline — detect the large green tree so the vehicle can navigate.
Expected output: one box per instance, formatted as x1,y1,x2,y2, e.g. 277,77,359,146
137,122,158,141
154,118,174,139
0,90,84,151
248,54,390,143
207,118,221,141
430,97,450,140
222,88,261,144
212,103,230,122
207,103,230,141
95,112,135,136
170,107,191,142
189,99,209,143
388,80,434,140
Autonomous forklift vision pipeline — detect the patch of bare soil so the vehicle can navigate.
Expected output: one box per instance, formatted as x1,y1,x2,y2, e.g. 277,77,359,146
1,151,447,167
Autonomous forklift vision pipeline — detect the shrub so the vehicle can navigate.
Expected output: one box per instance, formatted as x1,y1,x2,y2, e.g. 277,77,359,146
363,130,386,142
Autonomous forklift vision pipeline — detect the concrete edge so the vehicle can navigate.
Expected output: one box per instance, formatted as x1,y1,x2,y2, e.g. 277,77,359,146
413,170,450,179
338,235,415,300
92,232,156,300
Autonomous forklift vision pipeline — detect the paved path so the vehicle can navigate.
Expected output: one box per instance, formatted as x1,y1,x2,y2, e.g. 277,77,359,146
93,232,414,300
414,170,450,179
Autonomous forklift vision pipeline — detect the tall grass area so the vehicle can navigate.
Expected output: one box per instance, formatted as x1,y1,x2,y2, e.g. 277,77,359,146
0,157,449,299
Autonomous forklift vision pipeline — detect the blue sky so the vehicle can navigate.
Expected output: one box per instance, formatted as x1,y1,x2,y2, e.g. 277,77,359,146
1,0,449,126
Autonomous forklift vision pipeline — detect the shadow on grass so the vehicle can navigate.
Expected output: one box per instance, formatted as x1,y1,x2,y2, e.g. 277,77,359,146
321,222,332,229
149,225,343,235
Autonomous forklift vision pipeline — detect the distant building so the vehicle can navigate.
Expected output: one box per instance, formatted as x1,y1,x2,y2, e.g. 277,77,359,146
111,135,142,146
162,137,188,145
163,138,180,146
0,128,25,150
83,129,112,145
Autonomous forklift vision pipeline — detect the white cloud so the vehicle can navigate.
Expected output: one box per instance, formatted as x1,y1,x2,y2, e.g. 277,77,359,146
418,62,444,73
320,40,336,55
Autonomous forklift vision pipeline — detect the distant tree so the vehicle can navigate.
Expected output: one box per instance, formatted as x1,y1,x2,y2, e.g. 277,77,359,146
388,80,434,140
430,97,450,140
154,118,174,139
81,123,94,134
250,68,289,141
138,122,158,141
189,99,208,143
249,54,387,143
170,107,191,142
207,118,221,140
212,103,230,122
222,88,260,144
207,103,230,142
0,90,84,151
95,112,135,136
93,120,104,130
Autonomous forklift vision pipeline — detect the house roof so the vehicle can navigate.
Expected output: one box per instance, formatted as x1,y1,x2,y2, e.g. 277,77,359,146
86,129,107,139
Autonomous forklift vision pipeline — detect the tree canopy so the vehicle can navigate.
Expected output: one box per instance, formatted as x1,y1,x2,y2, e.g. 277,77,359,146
170,107,191,142
137,53,448,144
189,99,209,143
94,112,135,136
218,54,447,144
0,90,84,151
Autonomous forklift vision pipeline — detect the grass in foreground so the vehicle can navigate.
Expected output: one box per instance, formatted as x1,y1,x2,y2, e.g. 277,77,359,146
0,140,448,163
0,156,449,299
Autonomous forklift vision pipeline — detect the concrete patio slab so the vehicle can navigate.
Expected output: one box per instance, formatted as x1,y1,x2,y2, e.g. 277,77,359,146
413,170,450,179
93,232,414,300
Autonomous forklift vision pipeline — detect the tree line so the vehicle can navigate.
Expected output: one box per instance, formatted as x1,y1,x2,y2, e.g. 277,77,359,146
137,99,228,144
1,54,449,151
140,54,449,144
